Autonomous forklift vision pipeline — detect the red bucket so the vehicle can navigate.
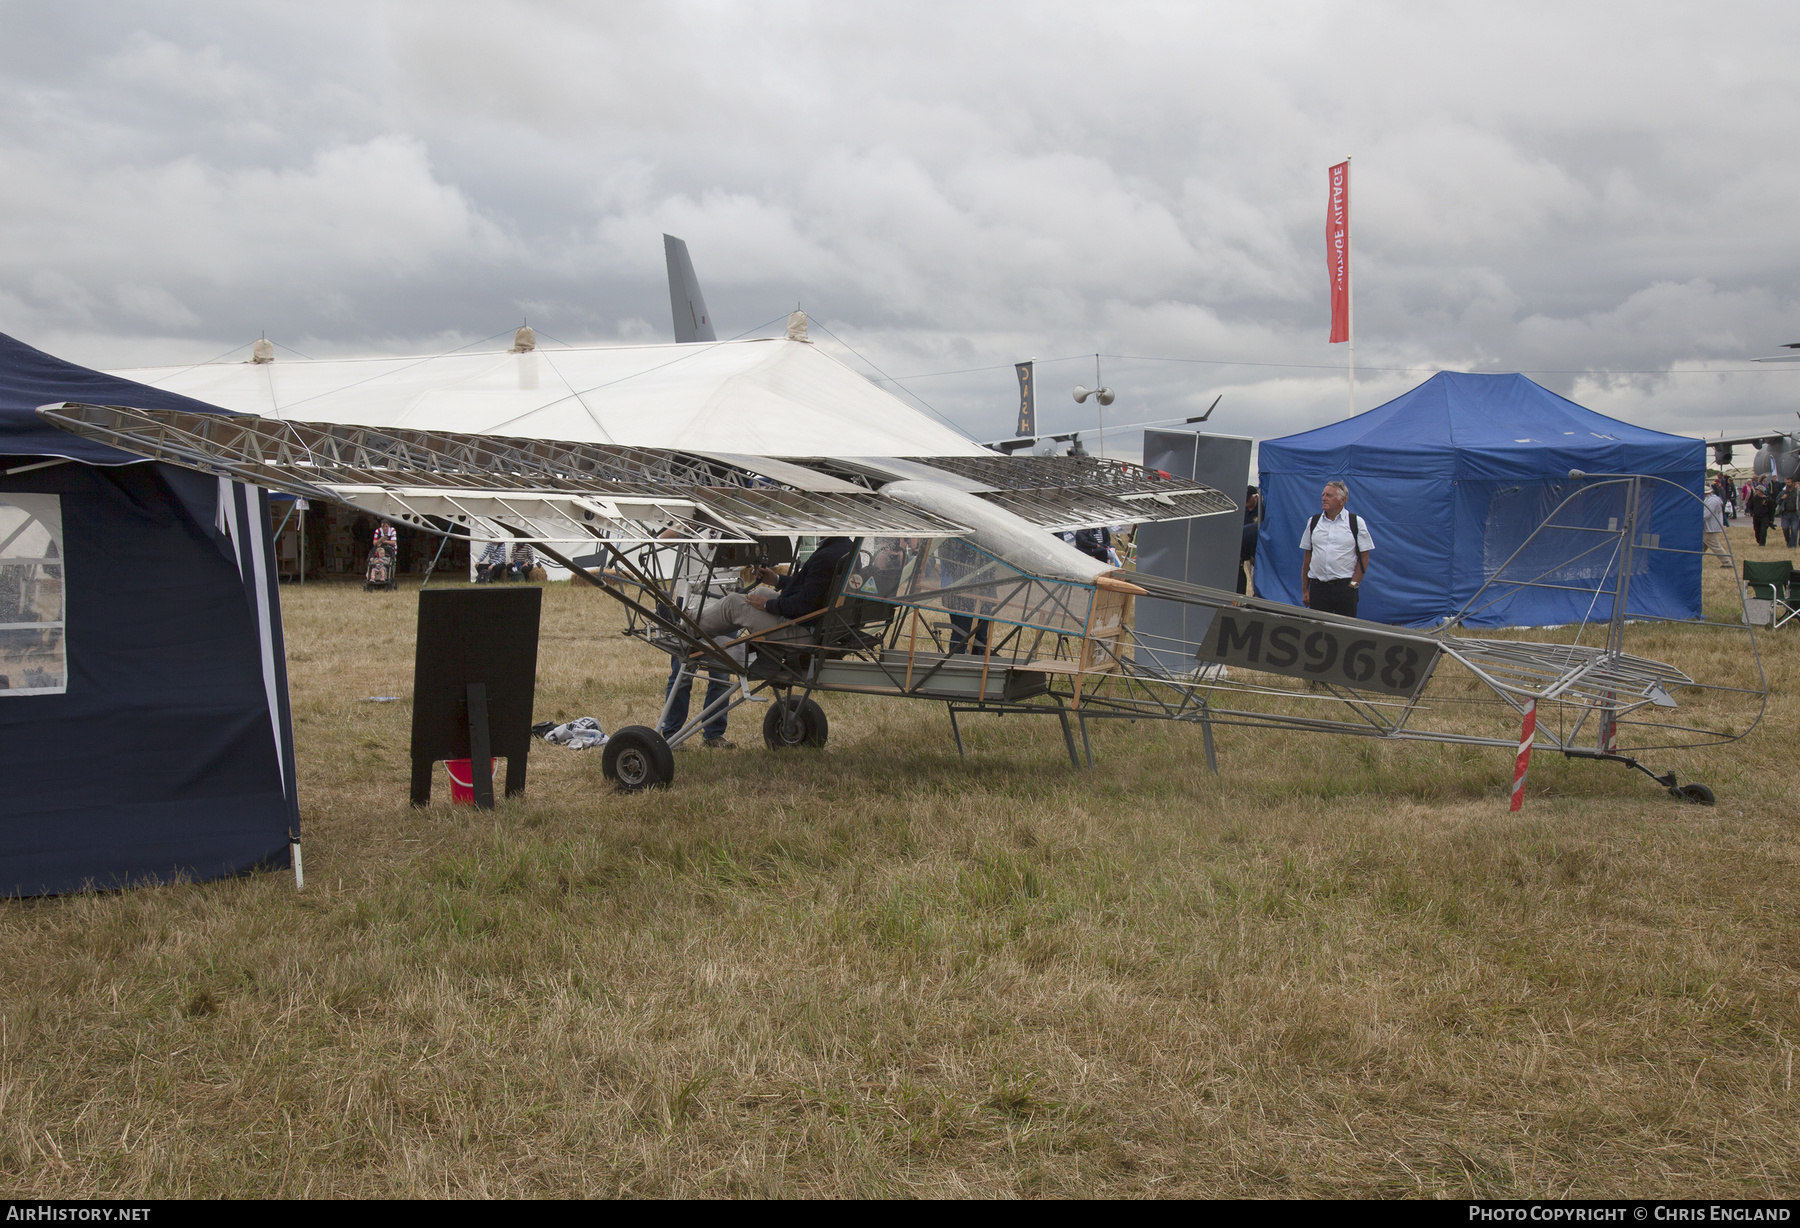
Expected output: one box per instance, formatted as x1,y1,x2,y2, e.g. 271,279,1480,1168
443,758,498,804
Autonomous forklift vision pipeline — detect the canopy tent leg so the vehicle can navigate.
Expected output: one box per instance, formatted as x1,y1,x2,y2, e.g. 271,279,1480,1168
947,704,965,759
291,841,303,890
1200,700,1219,775
272,502,296,581
418,533,451,589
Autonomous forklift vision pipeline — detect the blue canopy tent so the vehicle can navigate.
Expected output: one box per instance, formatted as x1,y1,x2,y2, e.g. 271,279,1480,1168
0,331,299,896
1256,372,1705,627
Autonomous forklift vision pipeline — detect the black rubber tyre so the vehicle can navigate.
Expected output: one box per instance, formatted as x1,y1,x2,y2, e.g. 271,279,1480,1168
763,696,829,750
1675,782,1716,806
603,725,675,792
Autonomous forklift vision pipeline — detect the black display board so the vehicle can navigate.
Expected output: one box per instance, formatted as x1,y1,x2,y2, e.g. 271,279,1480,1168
409,587,541,808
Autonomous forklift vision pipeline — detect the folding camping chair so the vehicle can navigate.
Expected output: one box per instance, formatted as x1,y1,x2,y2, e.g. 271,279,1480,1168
1741,560,1797,629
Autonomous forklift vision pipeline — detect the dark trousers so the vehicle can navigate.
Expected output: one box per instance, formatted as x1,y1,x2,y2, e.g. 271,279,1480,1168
1753,516,1770,547
1307,577,1359,618
949,613,990,655
1784,513,1800,549
661,655,732,740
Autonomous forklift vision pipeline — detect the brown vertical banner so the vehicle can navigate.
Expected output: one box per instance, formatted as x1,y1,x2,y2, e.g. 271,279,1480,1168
1015,361,1035,437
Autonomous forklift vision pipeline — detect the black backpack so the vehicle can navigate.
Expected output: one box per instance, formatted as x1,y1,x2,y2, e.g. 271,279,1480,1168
1308,511,1362,545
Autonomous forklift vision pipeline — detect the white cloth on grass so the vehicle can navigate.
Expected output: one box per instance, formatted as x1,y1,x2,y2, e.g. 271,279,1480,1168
544,717,607,749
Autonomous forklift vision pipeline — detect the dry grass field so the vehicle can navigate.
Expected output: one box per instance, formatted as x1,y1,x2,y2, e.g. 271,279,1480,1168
2,525,1797,1198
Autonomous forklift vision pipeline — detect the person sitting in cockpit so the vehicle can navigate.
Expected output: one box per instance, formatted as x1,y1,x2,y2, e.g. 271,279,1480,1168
698,537,856,645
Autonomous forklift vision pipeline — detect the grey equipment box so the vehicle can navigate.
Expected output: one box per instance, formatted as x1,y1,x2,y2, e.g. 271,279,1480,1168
1135,430,1253,676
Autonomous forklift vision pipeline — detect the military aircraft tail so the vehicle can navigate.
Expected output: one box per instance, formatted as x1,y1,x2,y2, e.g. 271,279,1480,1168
663,234,717,344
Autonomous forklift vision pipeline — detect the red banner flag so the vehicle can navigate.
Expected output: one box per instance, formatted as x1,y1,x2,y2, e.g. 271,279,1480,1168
1326,160,1350,344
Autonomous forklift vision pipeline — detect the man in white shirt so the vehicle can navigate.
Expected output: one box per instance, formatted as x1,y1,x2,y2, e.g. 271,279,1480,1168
1299,481,1374,618
1702,488,1730,568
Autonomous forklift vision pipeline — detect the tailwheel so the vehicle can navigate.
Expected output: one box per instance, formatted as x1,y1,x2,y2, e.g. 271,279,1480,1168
1672,782,1716,806
763,696,829,750
603,725,675,792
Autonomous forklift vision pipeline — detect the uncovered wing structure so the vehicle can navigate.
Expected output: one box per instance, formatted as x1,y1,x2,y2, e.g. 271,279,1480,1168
35,403,1235,547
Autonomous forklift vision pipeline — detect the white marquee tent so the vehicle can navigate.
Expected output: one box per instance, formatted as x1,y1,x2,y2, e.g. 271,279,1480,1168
112,337,986,459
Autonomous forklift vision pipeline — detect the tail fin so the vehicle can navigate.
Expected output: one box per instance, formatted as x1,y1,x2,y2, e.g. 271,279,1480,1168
663,234,717,343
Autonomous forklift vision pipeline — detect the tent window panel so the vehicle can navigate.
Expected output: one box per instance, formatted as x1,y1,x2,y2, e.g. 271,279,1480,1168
1481,483,1647,587
0,493,67,696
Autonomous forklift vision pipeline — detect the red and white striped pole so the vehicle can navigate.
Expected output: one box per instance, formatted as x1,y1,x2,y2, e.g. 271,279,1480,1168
1509,700,1537,812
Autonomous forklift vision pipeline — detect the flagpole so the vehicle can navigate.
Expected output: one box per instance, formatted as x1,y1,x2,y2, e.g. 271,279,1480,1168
1346,155,1355,416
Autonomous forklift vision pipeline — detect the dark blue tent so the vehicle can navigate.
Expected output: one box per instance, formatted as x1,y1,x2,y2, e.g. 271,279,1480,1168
1256,372,1705,627
0,331,299,896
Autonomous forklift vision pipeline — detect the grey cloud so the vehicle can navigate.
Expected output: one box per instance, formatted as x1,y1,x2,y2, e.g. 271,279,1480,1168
2,0,1799,447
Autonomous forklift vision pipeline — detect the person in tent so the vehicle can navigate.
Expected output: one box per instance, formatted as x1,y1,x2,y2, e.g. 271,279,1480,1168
1299,481,1373,618
364,520,398,590
475,539,507,582
508,540,537,581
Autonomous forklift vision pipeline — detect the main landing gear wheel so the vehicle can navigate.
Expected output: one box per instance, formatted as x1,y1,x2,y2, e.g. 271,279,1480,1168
603,725,675,792
1672,782,1716,806
763,696,829,750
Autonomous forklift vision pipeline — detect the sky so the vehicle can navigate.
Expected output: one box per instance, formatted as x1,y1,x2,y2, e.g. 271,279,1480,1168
3,0,1799,459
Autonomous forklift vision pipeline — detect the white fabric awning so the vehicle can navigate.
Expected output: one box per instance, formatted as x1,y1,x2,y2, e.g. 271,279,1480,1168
109,337,987,459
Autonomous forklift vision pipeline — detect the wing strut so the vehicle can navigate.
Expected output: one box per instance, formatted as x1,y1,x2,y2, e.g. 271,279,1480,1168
517,531,744,677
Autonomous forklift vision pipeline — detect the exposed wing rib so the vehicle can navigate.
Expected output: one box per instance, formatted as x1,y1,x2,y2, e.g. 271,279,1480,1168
898,453,1237,529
